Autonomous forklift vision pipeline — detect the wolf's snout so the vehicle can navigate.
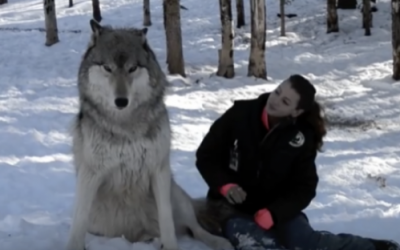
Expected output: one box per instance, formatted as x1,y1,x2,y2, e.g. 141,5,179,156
114,97,129,109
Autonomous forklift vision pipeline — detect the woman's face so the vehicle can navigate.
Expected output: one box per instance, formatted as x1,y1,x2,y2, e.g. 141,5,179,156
265,80,303,118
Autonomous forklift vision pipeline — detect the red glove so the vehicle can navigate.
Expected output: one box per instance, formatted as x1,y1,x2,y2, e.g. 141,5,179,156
254,209,274,230
219,183,238,196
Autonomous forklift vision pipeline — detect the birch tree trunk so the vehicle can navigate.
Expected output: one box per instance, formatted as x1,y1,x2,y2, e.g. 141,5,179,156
143,0,152,26
43,0,59,46
392,0,400,80
236,0,245,28
92,0,102,23
217,0,235,78
248,0,266,79
362,0,372,36
280,0,285,36
69,0,73,7
163,0,186,77
327,0,339,33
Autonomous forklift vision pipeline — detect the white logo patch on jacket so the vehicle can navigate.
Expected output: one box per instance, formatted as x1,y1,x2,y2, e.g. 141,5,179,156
289,131,305,147
229,139,239,171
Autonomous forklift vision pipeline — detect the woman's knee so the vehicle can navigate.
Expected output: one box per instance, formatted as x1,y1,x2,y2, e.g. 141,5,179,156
223,217,255,237
282,214,318,249
223,217,279,249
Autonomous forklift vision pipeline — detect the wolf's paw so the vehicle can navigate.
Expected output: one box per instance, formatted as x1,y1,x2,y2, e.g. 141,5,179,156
206,235,233,250
160,241,180,250
160,245,180,250
65,242,86,250
146,237,162,249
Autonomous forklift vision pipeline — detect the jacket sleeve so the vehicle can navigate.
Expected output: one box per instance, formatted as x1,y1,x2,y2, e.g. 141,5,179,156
195,105,237,193
266,148,319,225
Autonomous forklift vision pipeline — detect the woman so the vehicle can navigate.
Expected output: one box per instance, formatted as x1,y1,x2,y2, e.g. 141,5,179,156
195,74,399,250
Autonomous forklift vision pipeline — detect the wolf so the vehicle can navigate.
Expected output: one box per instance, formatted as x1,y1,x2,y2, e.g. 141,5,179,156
65,19,234,250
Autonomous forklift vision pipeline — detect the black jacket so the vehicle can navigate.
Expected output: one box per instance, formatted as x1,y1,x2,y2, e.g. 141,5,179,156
195,92,319,226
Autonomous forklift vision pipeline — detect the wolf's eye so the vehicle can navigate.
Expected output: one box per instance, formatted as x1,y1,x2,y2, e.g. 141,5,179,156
102,65,112,72
128,66,137,73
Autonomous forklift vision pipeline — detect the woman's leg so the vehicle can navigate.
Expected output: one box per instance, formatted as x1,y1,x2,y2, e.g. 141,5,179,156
281,214,398,250
221,213,399,250
222,216,288,250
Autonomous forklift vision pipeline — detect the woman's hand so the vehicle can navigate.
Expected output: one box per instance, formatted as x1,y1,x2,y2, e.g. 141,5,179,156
220,184,247,204
254,209,274,230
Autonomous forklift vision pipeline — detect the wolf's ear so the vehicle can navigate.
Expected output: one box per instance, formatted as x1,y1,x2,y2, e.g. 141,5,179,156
140,28,148,44
87,19,103,49
90,19,103,37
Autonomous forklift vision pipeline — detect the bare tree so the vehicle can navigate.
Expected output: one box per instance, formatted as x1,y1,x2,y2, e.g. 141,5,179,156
392,0,400,80
280,0,285,36
236,0,245,28
163,0,186,76
69,0,73,7
43,0,59,46
217,0,235,78
327,0,339,33
362,0,372,36
248,0,266,79
143,0,151,26
337,0,357,9
92,0,102,23
0,0,8,5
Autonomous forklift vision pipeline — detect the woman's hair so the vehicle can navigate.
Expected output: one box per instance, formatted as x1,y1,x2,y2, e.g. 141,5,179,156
288,74,327,151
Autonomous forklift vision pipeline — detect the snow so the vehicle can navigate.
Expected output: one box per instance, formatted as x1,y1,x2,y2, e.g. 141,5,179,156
0,0,399,249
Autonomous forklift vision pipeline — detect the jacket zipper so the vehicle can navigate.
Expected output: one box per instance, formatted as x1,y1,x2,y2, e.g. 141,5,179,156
256,123,280,178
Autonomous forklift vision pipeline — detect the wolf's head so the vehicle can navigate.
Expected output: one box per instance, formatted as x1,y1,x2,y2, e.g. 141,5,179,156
78,19,166,117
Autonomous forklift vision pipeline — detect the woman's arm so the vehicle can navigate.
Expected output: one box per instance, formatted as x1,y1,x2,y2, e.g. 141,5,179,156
266,150,318,225
195,105,238,193
255,130,319,229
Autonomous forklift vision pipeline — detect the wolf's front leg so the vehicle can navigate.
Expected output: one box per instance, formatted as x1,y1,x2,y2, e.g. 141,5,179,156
151,162,179,250
66,169,103,250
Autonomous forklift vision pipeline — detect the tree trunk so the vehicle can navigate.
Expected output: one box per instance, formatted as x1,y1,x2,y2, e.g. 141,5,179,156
0,0,8,5
92,0,102,23
248,0,266,79
327,0,339,33
392,0,400,80
143,0,151,26
236,0,245,28
217,0,235,78
280,0,285,36
163,3,168,63
362,0,372,36
43,0,59,46
163,0,186,77
337,0,357,9
68,0,73,7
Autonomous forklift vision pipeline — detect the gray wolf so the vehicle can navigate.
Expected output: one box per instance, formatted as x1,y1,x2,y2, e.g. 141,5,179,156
66,19,233,250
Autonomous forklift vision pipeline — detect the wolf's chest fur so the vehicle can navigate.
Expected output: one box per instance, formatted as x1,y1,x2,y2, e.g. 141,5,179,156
74,120,171,194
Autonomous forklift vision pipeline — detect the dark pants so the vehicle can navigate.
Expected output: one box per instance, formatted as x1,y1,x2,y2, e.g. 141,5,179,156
223,214,376,250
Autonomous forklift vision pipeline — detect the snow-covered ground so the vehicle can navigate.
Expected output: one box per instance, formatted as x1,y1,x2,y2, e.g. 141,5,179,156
0,0,399,249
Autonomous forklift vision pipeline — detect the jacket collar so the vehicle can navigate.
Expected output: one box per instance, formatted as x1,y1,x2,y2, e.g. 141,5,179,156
254,92,297,127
